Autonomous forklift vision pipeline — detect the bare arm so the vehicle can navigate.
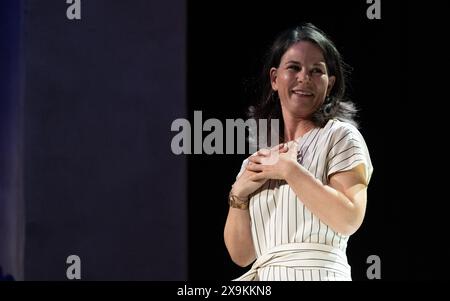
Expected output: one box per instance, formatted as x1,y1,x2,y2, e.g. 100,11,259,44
224,205,256,267
284,162,368,235
247,143,368,236
224,145,288,267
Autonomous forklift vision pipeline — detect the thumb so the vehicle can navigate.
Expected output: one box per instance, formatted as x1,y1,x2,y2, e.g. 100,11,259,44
250,172,264,182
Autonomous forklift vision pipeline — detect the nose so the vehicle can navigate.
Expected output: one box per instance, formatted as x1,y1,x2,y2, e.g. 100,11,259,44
297,69,310,83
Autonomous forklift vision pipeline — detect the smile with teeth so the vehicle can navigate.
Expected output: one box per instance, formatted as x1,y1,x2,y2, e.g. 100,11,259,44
292,90,314,96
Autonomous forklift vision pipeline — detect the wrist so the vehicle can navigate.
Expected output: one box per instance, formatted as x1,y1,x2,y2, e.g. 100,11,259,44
228,190,249,210
230,185,247,199
284,160,302,183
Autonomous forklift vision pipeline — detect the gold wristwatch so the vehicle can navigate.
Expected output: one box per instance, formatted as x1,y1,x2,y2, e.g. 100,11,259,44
228,191,249,210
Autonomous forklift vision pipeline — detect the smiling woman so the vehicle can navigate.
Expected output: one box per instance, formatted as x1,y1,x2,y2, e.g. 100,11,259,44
224,23,373,281
270,41,335,121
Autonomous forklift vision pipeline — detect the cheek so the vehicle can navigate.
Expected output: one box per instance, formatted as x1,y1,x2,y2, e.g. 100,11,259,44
279,73,295,89
315,77,329,94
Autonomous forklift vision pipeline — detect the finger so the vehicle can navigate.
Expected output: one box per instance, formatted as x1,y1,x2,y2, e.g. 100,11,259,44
246,162,264,172
270,143,284,151
250,172,266,182
279,143,289,153
248,155,263,164
257,148,270,156
290,141,299,150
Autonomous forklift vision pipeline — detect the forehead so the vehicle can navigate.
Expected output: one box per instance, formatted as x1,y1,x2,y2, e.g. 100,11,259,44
281,41,325,64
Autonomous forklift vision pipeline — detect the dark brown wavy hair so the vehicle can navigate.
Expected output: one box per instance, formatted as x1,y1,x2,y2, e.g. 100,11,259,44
248,23,358,145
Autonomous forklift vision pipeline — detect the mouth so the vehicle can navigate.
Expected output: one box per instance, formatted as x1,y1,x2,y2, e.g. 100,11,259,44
292,89,314,97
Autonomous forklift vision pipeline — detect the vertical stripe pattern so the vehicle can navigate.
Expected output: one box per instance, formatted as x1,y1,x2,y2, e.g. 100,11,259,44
236,119,373,280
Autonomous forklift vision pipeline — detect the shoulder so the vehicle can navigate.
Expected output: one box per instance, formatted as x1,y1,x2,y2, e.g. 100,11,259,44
324,119,366,145
326,119,360,135
325,119,373,184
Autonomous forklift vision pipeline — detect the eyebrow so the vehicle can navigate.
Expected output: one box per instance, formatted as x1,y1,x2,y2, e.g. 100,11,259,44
285,60,326,66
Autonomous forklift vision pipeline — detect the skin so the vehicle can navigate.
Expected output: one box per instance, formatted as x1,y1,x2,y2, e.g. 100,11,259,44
224,41,368,267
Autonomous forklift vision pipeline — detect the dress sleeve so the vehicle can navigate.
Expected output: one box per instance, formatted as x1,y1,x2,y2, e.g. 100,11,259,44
326,125,373,184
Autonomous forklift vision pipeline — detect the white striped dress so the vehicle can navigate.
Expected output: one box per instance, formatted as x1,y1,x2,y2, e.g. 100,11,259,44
235,119,373,281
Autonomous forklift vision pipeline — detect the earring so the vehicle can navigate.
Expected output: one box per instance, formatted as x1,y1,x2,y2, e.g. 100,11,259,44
271,90,278,100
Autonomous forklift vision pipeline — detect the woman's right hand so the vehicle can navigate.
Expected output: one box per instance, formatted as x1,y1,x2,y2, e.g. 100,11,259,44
231,144,288,198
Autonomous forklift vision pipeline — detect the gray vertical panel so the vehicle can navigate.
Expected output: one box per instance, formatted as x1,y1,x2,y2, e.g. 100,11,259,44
24,0,186,280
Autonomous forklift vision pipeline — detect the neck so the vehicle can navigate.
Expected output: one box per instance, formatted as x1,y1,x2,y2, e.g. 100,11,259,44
283,114,316,142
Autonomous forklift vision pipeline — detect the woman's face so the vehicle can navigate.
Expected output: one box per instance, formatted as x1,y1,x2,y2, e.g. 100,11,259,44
270,41,335,119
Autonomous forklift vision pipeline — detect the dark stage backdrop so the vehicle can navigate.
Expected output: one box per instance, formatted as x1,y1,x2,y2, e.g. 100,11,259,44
1,0,435,282
21,0,186,280
1,0,25,281
187,0,419,280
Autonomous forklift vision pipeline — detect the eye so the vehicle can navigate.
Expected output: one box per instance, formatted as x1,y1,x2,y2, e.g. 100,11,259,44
311,68,324,75
287,65,300,71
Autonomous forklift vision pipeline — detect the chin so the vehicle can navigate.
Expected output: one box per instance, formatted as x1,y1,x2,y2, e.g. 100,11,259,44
289,102,314,114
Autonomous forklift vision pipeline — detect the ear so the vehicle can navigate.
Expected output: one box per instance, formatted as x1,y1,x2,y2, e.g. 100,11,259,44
327,75,336,96
270,67,278,91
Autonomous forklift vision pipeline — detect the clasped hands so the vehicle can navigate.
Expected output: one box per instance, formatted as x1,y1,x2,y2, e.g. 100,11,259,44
246,141,300,181
230,141,301,199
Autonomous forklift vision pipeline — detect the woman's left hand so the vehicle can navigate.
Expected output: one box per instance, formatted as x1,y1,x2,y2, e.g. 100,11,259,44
246,141,300,181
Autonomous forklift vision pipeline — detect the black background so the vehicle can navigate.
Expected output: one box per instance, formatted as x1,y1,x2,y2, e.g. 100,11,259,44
187,0,428,280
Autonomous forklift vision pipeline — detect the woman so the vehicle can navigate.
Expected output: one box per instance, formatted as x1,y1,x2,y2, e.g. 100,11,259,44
224,23,373,281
